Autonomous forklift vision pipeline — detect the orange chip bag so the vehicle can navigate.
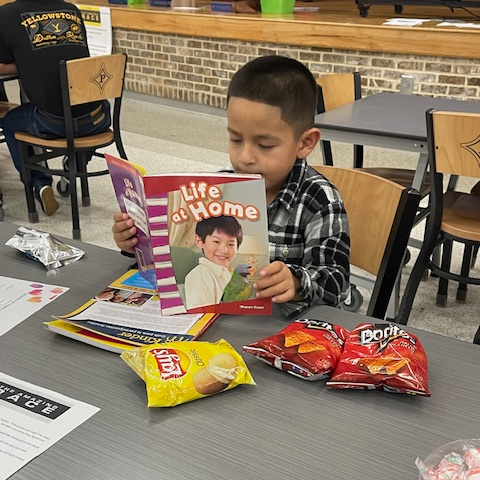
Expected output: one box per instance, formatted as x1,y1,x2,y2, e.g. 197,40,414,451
326,323,431,396
120,339,256,407
243,319,349,381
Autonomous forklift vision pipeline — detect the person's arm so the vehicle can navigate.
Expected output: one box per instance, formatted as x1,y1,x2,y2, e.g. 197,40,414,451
0,63,17,75
253,187,350,315
295,200,350,308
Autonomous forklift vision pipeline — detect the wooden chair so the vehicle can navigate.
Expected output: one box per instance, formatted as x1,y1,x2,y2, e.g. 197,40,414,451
427,110,480,305
316,72,363,168
397,110,480,325
15,53,128,239
314,165,420,320
316,72,431,198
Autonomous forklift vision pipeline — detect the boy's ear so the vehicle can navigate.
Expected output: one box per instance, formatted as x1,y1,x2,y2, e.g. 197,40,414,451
297,127,321,159
194,234,204,249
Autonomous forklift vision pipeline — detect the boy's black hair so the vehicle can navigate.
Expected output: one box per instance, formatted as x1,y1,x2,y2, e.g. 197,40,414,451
227,55,318,137
196,215,243,246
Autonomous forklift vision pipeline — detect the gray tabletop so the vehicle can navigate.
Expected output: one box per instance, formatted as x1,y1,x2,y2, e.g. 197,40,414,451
1,223,479,480
315,92,480,151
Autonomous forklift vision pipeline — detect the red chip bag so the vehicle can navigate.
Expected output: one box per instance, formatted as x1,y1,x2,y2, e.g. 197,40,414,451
327,323,431,396
243,319,349,381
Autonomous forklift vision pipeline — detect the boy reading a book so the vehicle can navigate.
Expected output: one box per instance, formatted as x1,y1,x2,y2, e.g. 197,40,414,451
184,215,243,310
112,55,350,317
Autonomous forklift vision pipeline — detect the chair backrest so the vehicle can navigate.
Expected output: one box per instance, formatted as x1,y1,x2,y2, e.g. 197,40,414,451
61,53,127,106
59,53,127,154
316,72,361,113
314,165,420,319
428,110,480,179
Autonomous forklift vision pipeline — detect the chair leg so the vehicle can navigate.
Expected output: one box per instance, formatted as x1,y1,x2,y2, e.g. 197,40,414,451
114,132,128,161
320,140,334,166
68,153,81,239
18,142,39,223
77,153,91,207
456,244,473,302
436,239,453,307
474,325,480,345
471,245,479,270
353,144,364,168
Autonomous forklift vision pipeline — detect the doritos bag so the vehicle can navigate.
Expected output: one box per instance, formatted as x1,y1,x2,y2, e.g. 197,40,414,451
327,323,431,396
243,319,349,381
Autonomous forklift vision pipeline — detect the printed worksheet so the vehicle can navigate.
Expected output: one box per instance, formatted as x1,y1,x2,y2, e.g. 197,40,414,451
0,276,68,336
0,372,99,479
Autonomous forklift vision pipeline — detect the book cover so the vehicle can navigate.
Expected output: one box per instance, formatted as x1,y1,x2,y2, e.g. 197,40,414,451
106,154,272,316
105,154,157,289
45,270,218,352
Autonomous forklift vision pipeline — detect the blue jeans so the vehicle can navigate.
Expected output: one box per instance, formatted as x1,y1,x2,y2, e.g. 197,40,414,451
0,101,111,190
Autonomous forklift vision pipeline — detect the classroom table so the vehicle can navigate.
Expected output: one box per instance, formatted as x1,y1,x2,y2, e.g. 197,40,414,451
1,222,479,480
314,92,480,193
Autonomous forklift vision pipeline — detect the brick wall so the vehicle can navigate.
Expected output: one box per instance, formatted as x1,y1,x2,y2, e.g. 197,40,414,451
113,28,480,107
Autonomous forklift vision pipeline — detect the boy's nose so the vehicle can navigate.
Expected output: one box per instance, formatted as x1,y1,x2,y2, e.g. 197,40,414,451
237,145,256,165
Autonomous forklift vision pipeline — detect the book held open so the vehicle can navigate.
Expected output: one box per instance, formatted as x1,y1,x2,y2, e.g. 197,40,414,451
45,269,218,353
106,154,272,316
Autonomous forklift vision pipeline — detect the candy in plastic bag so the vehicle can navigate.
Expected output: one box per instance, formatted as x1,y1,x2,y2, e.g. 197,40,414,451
416,440,480,480
6,226,84,270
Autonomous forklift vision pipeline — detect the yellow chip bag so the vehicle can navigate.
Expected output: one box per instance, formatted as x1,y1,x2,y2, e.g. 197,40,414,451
120,339,256,407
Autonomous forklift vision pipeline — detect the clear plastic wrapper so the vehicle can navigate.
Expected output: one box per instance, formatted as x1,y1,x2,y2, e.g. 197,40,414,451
417,439,480,480
5,226,85,270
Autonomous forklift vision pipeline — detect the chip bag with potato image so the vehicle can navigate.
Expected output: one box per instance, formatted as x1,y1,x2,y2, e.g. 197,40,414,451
242,319,349,381
120,338,256,407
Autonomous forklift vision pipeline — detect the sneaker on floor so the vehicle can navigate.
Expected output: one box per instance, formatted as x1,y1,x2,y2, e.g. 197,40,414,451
36,185,59,216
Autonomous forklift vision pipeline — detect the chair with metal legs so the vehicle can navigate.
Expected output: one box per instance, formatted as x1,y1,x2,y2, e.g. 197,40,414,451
315,165,420,320
15,53,128,239
397,109,480,327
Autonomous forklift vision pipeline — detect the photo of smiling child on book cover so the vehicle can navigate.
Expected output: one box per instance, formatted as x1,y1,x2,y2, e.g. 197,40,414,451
150,174,271,316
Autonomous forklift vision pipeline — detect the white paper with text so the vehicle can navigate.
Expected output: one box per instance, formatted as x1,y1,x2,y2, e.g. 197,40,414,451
0,372,99,479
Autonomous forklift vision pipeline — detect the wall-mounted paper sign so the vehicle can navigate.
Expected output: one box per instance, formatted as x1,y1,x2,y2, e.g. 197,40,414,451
77,4,113,56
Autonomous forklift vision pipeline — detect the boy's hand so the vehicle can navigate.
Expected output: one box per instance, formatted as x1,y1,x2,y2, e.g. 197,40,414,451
253,261,301,303
112,212,138,253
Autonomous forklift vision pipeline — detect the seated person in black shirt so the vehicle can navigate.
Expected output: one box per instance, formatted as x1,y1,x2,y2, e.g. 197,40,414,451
0,0,111,216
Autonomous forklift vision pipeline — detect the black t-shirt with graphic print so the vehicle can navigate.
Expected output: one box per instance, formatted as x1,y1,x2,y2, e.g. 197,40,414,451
0,0,97,116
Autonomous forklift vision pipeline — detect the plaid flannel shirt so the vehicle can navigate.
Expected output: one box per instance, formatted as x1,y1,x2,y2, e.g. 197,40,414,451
268,158,350,317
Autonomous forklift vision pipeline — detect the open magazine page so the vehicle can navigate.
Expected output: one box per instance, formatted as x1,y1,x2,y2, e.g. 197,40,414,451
45,270,217,350
143,173,272,316
105,153,156,289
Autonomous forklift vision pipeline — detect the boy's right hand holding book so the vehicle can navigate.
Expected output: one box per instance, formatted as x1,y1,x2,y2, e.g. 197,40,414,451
112,212,138,254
